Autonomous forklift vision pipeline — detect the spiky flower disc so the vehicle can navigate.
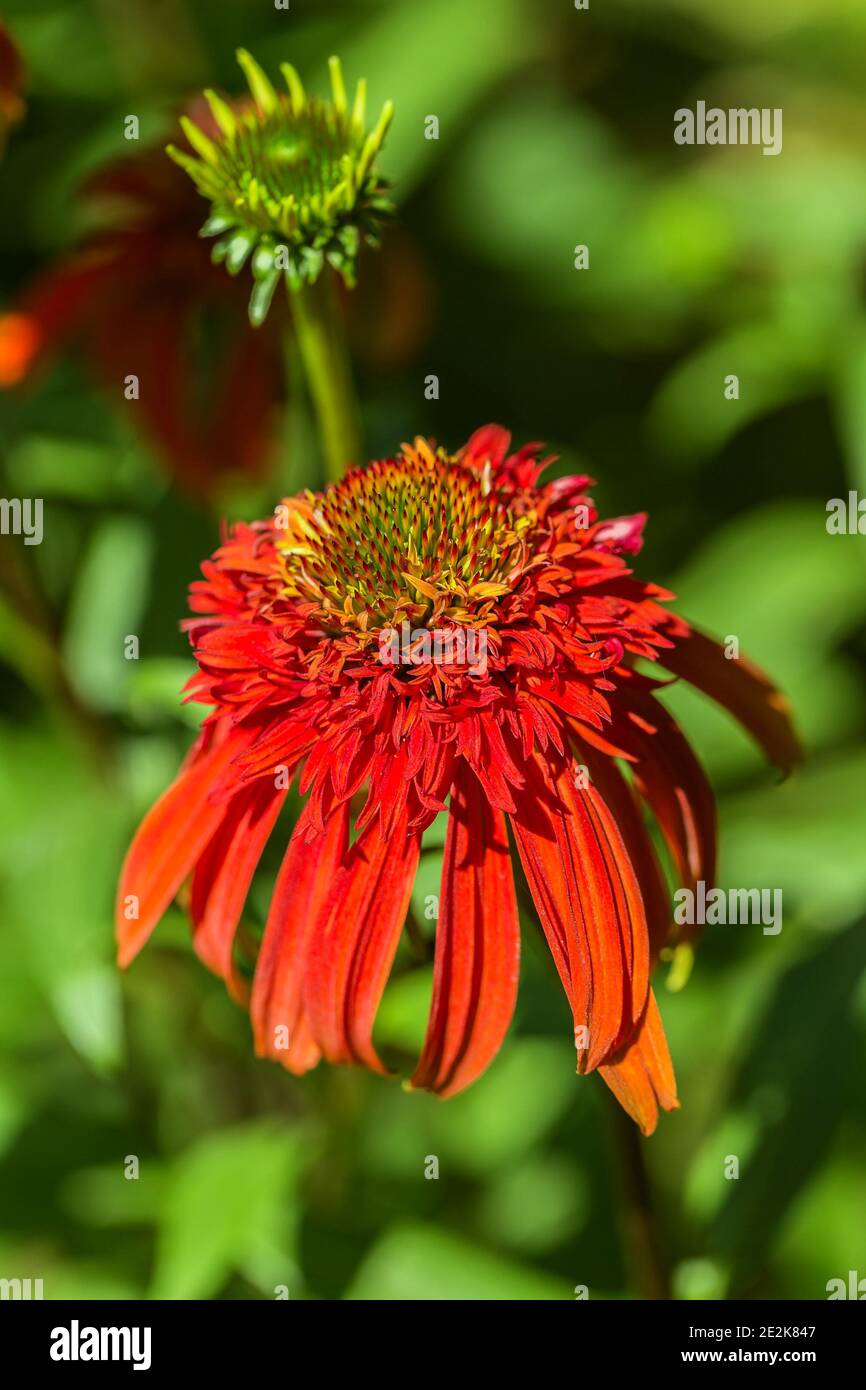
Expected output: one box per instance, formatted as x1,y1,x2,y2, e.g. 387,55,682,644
277,438,536,640
167,50,394,325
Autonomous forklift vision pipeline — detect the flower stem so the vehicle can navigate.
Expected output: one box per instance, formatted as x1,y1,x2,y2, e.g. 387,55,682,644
605,1091,673,1300
290,274,362,484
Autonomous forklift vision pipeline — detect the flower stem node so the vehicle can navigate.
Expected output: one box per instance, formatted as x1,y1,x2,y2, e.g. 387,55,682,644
167,50,394,325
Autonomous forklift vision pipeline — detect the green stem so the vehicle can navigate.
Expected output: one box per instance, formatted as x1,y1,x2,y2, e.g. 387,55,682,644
605,1091,673,1300
290,275,362,484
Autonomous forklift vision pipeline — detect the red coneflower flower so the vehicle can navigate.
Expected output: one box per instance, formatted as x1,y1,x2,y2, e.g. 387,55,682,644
0,109,283,494
0,21,25,149
116,426,801,1133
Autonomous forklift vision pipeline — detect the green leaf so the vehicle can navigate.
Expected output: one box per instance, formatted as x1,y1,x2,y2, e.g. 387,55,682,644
62,516,152,712
709,920,866,1288
720,751,866,927
51,966,123,1076
660,502,866,776
346,1223,570,1300
338,0,544,194
124,657,201,729
429,1038,577,1175
150,1123,299,1300
375,965,432,1054
833,317,866,494
478,1154,588,1253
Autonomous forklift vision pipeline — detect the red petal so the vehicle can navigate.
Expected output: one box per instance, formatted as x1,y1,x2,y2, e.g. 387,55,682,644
659,626,803,775
251,803,350,1075
575,736,672,959
411,769,520,1097
509,756,649,1072
190,782,286,1004
598,990,679,1136
460,423,512,471
115,722,254,967
306,812,421,1071
624,696,717,909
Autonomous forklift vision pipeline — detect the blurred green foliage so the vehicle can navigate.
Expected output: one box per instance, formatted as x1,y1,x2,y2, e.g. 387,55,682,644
0,0,864,1300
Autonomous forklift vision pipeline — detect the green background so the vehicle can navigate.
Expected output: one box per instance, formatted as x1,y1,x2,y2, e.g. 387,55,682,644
0,0,864,1300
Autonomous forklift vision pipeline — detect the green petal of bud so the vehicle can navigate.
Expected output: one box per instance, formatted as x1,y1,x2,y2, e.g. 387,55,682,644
203,89,237,141
249,270,280,327
279,63,306,116
179,115,220,165
352,79,367,131
328,56,347,115
225,229,258,275
200,213,234,237
237,48,278,115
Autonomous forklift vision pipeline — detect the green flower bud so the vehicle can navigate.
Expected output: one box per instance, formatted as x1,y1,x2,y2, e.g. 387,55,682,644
167,50,394,326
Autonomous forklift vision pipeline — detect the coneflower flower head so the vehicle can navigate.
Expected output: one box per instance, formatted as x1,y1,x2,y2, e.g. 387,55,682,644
167,50,394,325
116,427,802,1134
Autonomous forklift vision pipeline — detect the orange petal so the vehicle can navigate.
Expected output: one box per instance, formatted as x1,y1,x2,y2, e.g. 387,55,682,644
624,695,717,911
115,722,254,967
251,803,350,1075
599,990,679,1136
412,768,520,1097
575,734,672,959
190,782,286,1005
305,811,421,1071
510,755,649,1072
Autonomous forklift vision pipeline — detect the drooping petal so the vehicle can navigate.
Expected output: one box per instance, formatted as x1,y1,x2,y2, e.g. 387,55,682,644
411,768,520,1097
190,782,287,1004
575,737,672,958
659,626,803,775
305,811,421,1071
251,802,350,1075
623,695,717,909
115,721,254,967
509,755,649,1072
598,991,679,1136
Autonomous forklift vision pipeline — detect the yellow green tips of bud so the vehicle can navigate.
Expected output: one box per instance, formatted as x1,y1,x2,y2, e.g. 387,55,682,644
203,89,237,141
352,79,367,131
357,99,395,180
166,143,214,195
165,143,195,175
328,56,347,116
372,99,395,150
280,62,305,116
236,48,278,115
179,115,219,165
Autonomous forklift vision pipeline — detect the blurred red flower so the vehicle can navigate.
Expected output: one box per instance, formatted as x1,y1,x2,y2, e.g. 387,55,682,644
0,101,284,496
0,21,25,146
